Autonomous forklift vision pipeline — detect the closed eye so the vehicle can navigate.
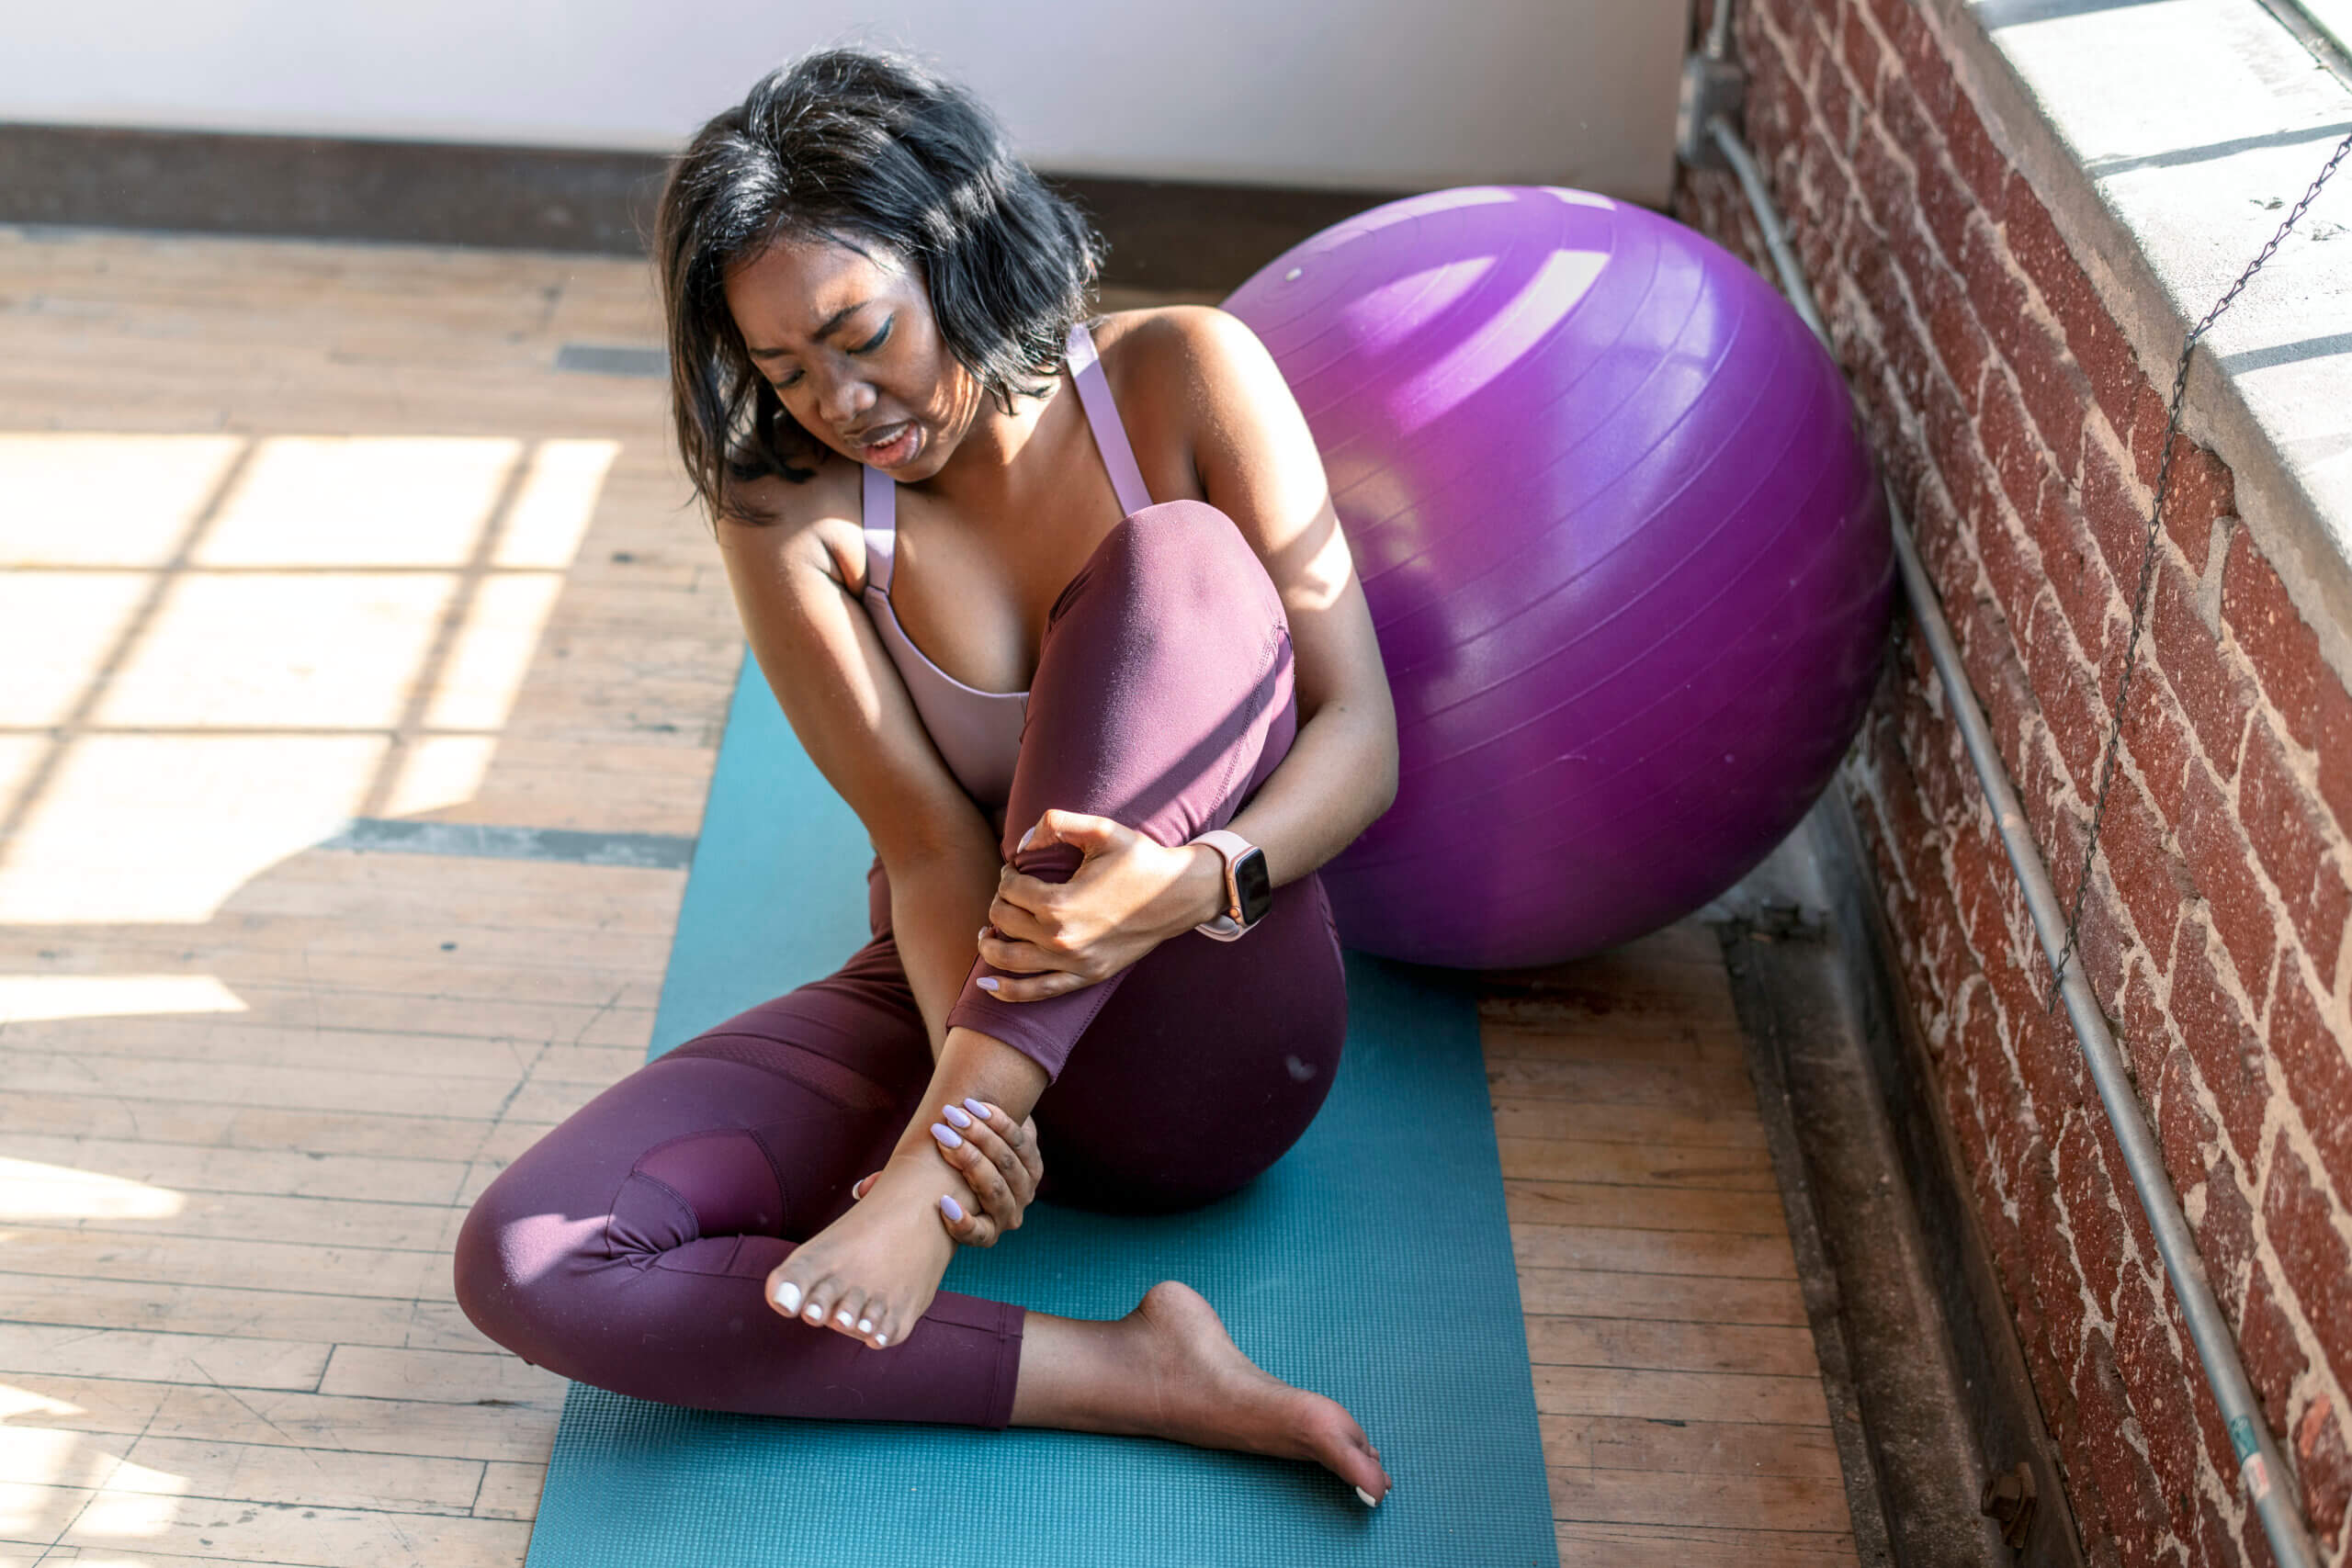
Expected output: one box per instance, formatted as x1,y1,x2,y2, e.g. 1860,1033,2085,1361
766,318,889,392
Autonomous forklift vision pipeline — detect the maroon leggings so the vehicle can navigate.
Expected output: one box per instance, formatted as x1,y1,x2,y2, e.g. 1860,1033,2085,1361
452,502,1348,1427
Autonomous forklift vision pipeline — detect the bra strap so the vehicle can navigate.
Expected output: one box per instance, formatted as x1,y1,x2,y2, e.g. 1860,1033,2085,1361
1066,322,1155,517
861,461,897,595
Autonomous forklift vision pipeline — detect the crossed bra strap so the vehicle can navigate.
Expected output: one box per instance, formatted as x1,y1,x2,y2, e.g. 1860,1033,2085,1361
862,321,1154,595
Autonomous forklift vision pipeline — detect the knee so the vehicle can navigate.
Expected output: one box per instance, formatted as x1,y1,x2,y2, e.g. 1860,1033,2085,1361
1065,501,1285,634
451,1177,603,1364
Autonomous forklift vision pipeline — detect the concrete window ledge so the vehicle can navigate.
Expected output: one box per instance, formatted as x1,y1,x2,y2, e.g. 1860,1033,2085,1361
1942,0,2352,680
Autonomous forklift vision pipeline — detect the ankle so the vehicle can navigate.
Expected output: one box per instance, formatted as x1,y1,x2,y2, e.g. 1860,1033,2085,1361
1011,1311,1159,1435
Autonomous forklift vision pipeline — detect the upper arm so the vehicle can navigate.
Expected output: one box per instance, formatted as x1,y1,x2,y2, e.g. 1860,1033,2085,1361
713,477,994,868
1155,308,1396,730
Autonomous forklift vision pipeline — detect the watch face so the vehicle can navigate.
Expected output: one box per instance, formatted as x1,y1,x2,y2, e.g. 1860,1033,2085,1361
1233,847,1274,927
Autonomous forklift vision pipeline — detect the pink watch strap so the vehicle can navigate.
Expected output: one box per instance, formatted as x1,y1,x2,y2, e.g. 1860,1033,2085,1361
1190,829,1256,937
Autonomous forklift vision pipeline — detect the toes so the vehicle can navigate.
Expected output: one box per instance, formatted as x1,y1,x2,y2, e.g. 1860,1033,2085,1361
769,1266,814,1321
797,1277,839,1330
831,1287,871,1340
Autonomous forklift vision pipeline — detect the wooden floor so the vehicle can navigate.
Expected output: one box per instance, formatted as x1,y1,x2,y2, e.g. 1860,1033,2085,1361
0,227,1854,1567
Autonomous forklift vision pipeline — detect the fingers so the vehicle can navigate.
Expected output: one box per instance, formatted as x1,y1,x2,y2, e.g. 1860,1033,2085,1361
976,922,1059,975
930,1106,1032,1239
1030,809,1125,855
937,1189,1000,1247
987,875,1061,942
957,1100,1037,1207
1010,1111,1046,1190
971,964,1097,1004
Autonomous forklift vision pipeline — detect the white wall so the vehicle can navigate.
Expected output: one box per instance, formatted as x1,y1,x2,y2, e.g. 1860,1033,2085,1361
0,1,1691,202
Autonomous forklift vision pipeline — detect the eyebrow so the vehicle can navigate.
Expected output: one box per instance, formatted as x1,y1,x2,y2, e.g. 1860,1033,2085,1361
744,302,871,361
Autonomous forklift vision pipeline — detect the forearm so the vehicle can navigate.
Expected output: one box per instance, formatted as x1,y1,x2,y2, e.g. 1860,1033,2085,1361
1223,694,1398,890
885,841,1003,1056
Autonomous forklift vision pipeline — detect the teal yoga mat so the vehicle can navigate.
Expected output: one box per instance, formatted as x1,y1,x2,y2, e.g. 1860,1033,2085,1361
523,658,1559,1568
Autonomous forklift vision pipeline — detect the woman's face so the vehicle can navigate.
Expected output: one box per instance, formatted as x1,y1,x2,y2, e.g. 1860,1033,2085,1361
723,232,980,479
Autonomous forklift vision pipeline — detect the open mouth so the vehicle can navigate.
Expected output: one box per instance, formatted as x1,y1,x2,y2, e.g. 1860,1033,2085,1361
856,423,921,468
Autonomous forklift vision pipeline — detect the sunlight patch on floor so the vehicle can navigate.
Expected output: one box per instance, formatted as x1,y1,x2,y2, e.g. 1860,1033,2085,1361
0,432,618,925
0,1156,187,1222
0,972,245,1024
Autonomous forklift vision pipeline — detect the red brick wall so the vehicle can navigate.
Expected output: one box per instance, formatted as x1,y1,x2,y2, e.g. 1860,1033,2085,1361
1676,2,2352,1562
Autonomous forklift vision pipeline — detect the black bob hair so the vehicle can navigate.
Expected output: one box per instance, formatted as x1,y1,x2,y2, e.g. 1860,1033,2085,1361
655,46,1107,519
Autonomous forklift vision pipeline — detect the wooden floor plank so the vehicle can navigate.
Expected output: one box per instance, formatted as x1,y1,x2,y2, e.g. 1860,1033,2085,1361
1496,1134,1777,1190
1523,1314,1824,1378
5,1374,559,1466
4,1184,463,1251
46,1485,534,1568
1503,1178,1791,1235
1507,1223,1798,1280
3,1227,453,1303
0,1092,556,1163
1489,1097,1768,1150
0,1324,330,1390
1539,1416,1845,1479
0,1030,641,1087
1550,1466,1857,1531
1516,1266,1810,1326
1555,1519,1857,1567
1532,1365,1832,1427
107,1434,489,1517
0,1272,491,1356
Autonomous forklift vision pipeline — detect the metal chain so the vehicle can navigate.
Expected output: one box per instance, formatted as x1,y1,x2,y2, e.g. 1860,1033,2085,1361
2048,129,2352,1010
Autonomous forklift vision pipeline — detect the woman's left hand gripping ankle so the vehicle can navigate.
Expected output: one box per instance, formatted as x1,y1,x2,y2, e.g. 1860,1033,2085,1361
850,1100,1043,1247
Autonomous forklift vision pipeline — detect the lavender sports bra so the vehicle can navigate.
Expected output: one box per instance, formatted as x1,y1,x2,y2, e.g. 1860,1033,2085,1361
860,321,1155,810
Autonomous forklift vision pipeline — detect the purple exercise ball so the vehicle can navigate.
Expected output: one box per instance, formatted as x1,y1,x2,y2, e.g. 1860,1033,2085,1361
1224,186,1894,970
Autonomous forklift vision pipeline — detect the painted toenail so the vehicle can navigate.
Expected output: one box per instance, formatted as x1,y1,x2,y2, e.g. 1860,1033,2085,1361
1355,1486,1378,1508
875,1333,888,1346
857,1318,873,1333
773,1281,801,1314
943,1103,972,1128
931,1122,964,1148
804,1305,824,1323
835,1310,854,1326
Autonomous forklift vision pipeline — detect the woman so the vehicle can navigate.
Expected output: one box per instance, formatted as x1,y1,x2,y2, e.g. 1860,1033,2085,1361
453,46,1398,1506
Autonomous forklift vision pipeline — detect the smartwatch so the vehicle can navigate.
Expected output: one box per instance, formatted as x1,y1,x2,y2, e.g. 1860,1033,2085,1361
1190,829,1272,942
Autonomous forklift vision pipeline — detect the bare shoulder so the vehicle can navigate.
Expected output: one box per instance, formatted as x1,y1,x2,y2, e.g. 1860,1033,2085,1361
1090,306,1297,482
1091,304,1274,395
715,451,867,591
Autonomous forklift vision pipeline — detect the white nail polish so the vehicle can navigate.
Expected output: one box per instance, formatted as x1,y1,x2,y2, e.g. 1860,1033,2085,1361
875,1333,888,1347
774,1281,801,1314
857,1318,873,1333
835,1309,854,1326
1355,1486,1378,1508
804,1304,824,1323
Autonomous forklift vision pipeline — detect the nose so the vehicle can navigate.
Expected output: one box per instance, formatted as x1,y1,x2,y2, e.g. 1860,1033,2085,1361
814,367,876,431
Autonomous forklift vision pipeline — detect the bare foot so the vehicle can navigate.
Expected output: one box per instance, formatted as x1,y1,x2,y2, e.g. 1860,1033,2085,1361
1034,1280,1392,1506
764,1147,958,1349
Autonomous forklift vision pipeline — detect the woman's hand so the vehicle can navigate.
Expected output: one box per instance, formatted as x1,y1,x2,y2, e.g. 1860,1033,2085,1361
974,810,1225,1001
849,1100,1044,1247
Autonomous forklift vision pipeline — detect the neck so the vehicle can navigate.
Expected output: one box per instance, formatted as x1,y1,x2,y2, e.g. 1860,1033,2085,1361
913,372,1074,516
